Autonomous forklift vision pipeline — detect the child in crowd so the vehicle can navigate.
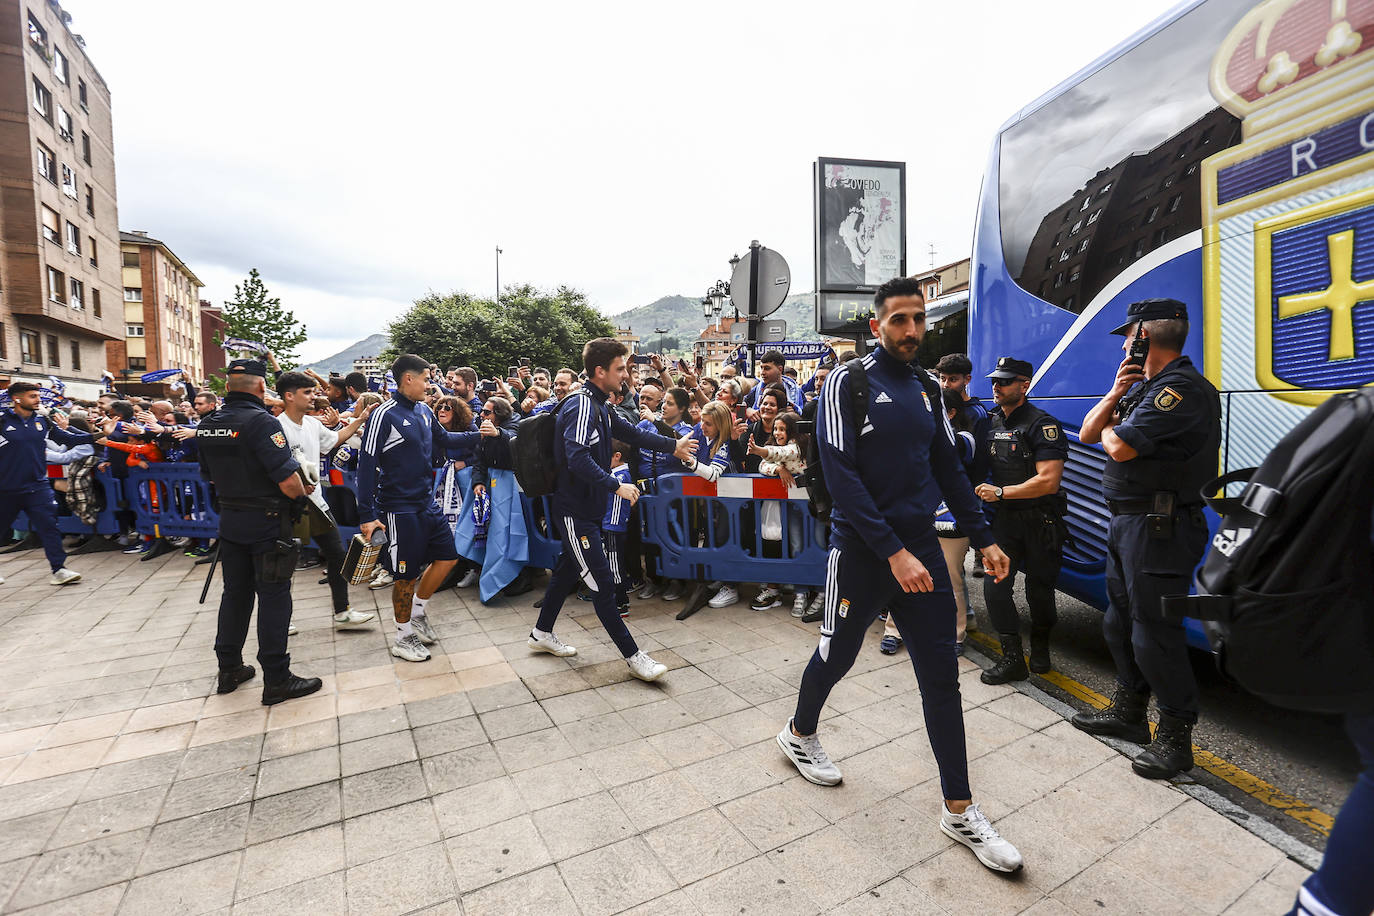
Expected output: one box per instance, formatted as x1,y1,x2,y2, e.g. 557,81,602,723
604,442,633,617
747,412,809,614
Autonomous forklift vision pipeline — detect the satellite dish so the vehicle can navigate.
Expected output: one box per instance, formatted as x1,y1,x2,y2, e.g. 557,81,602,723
730,246,791,319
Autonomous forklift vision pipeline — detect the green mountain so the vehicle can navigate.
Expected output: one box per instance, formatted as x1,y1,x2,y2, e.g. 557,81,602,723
609,293,821,354
303,333,389,376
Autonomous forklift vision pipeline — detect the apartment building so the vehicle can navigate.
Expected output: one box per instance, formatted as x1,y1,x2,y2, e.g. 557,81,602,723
0,1,120,397
107,230,203,388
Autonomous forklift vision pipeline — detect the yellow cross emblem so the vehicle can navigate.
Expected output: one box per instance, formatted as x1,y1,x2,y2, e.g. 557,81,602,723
1276,230,1373,362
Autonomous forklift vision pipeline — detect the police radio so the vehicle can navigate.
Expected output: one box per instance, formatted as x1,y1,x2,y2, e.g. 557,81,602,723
1117,325,1151,421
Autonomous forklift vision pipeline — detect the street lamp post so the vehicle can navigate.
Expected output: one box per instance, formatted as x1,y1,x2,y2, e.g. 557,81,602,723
495,246,502,306
654,327,668,354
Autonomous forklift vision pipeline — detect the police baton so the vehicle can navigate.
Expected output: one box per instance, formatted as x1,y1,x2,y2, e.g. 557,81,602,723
198,544,221,604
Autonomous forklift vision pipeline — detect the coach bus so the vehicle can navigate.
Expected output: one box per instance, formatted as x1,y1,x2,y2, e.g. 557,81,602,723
967,0,1373,637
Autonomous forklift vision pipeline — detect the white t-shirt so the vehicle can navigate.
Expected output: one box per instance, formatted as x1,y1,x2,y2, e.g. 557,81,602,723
278,412,337,512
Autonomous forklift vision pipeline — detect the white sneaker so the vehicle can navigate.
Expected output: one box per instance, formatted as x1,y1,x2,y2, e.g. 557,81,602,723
626,650,667,682
368,569,394,590
456,569,478,588
939,802,1023,873
391,633,431,662
791,592,809,617
750,587,781,611
776,720,842,786
411,615,437,645
334,609,376,630
527,630,577,657
49,568,81,586
708,586,738,608
287,624,298,636
0,573,5,585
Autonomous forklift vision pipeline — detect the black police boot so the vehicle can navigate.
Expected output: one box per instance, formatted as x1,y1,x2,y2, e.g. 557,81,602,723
981,634,1029,684
1028,628,1053,674
216,664,255,695
261,673,323,706
1071,685,1151,743
1131,713,1195,779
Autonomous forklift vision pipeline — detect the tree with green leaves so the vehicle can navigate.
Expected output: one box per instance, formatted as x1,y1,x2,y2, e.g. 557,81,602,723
212,269,308,390
385,284,615,378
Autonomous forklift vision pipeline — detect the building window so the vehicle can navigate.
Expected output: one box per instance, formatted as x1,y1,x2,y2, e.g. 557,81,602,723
78,78,87,111
1058,249,1071,262
0,322,5,360
1087,209,1101,225
1043,256,1053,270
1145,205,1161,224
1132,238,1147,259
85,184,93,216
1080,196,1091,211
122,250,139,268
127,323,145,337
27,13,47,49
52,48,67,84
60,164,77,199
36,142,55,183
47,266,65,303
1167,193,1183,214
32,77,51,122
65,220,79,255
93,287,101,318
1185,162,1199,177
81,131,90,164
1070,219,1083,235
1096,181,1113,197
56,105,72,141
1160,173,1177,191
1054,272,1065,288
1063,295,1076,311
21,329,41,364
69,278,83,310
1077,238,1090,253
1152,227,1169,247
1069,266,1082,283
89,237,97,267
123,287,142,302
46,333,59,367
41,205,59,244
69,339,80,370
1051,232,1062,246
127,357,146,371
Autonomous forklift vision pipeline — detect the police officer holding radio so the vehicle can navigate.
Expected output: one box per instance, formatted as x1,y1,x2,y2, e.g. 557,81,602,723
974,357,1067,683
197,359,321,706
1074,298,1220,780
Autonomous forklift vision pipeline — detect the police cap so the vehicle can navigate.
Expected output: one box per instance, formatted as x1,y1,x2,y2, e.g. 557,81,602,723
226,359,267,377
1110,298,1189,335
986,356,1034,381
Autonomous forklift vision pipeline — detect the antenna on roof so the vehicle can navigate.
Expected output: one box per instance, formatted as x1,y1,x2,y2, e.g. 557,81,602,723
928,243,936,268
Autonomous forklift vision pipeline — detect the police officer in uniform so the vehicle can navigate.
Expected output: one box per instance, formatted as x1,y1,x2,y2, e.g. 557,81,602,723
1073,299,1220,779
974,357,1068,683
197,359,321,705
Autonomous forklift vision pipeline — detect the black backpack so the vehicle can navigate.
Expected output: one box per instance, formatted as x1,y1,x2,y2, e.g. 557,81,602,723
1166,389,1374,714
509,393,589,497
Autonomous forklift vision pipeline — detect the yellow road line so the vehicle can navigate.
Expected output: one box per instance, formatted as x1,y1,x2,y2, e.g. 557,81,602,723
965,630,1334,837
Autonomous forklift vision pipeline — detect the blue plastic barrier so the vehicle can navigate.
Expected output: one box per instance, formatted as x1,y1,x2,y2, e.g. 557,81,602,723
642,474,828,612
524,493,562,570
13,467,126,538
128,464,219,539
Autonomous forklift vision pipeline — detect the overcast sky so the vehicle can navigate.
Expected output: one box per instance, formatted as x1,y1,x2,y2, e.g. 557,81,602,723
67,0,1187,361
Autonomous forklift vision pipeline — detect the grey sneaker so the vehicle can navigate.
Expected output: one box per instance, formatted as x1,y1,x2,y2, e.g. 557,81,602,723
411,615,437,645
776,720,842,786
626,650,667,682
661,580,686,601
791,591,810,617
48,567,81,586
391,632,431,662
940,802,1023,873
527,630,577,657
636,579,660,600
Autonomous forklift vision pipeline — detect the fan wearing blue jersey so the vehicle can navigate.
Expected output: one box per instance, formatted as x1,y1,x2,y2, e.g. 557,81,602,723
603,442,633,618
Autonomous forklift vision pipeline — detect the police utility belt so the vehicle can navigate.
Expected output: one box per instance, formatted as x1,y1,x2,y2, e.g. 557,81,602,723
1106,492,1200,540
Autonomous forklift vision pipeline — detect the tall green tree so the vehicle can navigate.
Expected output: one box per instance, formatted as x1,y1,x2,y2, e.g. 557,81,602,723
215,269,308,386
385,285,615,378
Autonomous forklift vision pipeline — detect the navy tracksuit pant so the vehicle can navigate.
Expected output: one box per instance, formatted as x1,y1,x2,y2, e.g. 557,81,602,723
793,532,971,801
535,514,638,658
0,487,67,572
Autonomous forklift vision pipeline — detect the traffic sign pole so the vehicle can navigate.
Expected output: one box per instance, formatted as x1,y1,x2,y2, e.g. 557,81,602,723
746,239,760,377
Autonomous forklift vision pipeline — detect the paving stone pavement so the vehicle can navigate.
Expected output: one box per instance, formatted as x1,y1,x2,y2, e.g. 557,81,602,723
0,546,1311,914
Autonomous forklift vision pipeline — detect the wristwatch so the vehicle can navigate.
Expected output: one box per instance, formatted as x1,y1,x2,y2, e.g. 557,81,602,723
993,486,1004,500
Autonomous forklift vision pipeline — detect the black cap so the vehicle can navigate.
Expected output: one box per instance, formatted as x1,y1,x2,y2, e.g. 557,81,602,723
1111,298,1189,335
986,356,1033,381
226,359,267,378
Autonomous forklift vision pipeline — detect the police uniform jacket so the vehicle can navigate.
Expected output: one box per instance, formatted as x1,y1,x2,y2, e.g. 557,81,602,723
988,401,1068,510
0,409,93,492
196,392,300,542
1105,355,1220,505
818,345,994,558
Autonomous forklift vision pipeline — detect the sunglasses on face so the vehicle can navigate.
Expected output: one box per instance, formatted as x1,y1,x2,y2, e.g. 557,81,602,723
992,378,1028,387
480,409,494,416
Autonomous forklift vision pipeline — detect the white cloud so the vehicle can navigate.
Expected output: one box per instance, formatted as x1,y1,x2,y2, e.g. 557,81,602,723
65,0,1184,361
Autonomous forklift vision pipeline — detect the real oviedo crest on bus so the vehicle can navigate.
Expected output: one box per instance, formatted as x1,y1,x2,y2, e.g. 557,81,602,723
1202,0,1374,416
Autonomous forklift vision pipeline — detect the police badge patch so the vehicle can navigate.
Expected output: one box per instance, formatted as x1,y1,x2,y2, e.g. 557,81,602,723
1153,387,1183,411
1044,425,1060,441
270,431,287,448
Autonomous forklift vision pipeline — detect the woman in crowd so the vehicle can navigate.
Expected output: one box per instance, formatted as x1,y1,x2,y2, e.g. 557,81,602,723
747,410,810,615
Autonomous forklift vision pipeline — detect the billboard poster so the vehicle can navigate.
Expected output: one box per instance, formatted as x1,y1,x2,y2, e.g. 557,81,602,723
815,158,905,290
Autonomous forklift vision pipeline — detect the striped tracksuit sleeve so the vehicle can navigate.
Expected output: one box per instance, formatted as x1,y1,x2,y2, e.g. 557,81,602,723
816,364,903,559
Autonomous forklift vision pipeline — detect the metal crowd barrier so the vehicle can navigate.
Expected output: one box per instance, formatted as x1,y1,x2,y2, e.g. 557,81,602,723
641,473,826,619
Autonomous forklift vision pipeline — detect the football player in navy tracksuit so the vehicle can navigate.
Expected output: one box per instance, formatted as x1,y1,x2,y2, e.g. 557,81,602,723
774,277,1027,875
0,382,92,586
358,355,485,663
528,338,697,682
603,443,633,617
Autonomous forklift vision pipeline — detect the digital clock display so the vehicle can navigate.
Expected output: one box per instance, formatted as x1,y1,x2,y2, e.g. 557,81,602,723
817,292,876,334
